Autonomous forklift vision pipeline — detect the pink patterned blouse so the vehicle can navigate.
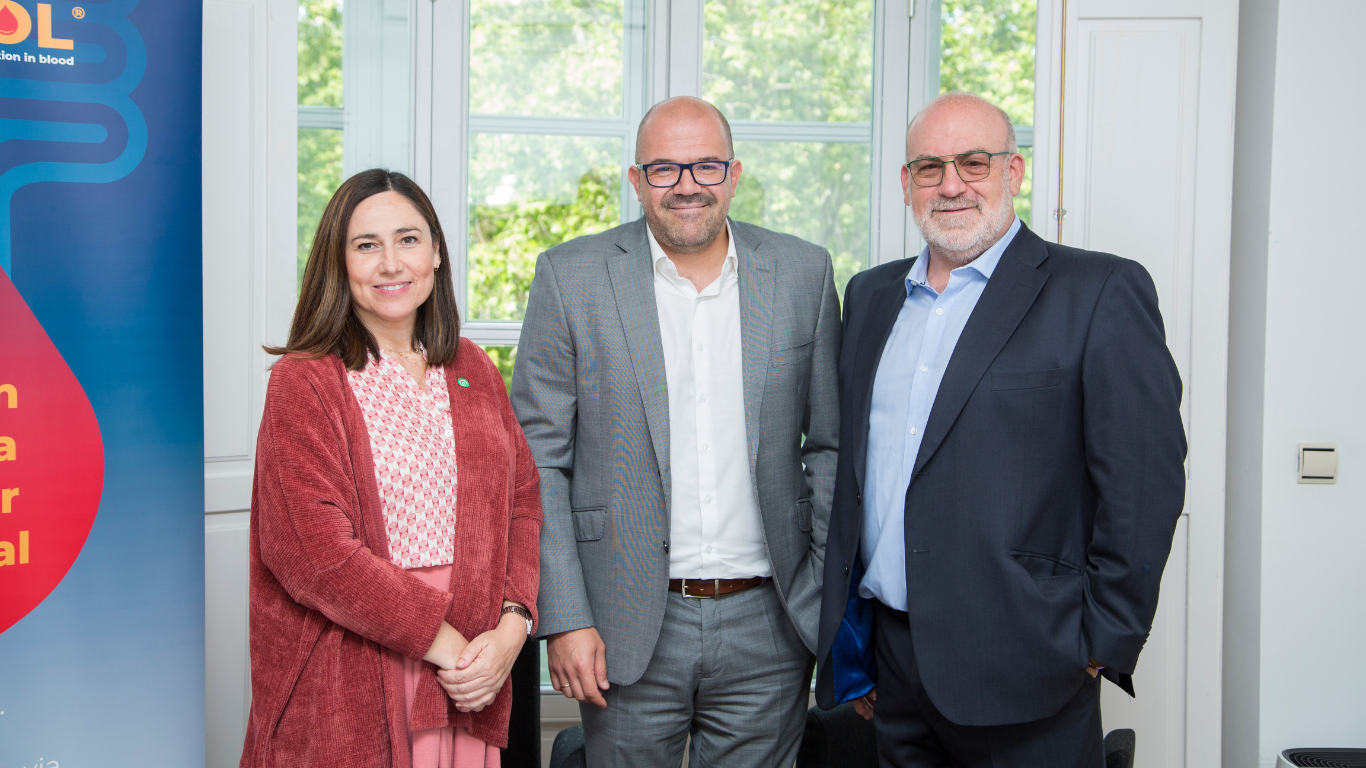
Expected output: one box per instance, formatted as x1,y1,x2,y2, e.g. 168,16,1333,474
346,351,458,569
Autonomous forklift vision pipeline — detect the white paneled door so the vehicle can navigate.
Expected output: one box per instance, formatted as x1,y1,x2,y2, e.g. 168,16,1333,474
1073,22,1200,764
202,0,295,515
1033,1,1239,765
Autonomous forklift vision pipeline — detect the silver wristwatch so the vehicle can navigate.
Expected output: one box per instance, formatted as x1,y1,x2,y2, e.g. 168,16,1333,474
501,604,533,636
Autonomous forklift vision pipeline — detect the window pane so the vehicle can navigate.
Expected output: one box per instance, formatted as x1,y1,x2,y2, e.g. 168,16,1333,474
1015,146,1032,227
344,0,412,174
940,0,1036,226
939,0,1035,127
299,0,343,108
470,0,626,117
730,141,870,294
703,0,875,123
468,134,623,321
298,127,345,282
481,346,517,391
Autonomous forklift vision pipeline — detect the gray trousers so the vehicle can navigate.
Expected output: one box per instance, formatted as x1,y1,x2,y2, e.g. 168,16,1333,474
581,581,814,768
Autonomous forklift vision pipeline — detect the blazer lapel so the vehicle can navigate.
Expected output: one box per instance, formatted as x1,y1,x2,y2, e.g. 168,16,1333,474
608,221,673,493
733,222,775,470
851,261,916,495
911,231,1050,477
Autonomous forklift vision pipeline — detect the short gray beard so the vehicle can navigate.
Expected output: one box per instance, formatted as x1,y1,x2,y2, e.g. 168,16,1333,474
912,177,1015,266
643,190,730,254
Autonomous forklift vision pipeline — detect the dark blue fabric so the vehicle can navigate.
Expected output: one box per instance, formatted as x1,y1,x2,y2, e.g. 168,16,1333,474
830,557,876,704
871,601,1105,767
814,224,1186,727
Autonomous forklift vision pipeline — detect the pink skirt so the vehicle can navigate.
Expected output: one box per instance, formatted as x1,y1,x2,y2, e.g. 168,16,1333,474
403,565,500,768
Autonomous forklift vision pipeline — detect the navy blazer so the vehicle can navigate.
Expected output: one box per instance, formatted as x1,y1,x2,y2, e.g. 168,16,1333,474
814,223,1187,727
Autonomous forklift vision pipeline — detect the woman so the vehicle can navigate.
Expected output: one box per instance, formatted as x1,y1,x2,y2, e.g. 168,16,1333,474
241,169,541,768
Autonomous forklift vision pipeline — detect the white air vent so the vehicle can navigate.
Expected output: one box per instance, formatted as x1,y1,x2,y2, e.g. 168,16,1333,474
1278,749,1366,768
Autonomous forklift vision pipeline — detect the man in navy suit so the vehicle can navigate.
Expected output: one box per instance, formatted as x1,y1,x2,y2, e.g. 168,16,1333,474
814,92,1187,767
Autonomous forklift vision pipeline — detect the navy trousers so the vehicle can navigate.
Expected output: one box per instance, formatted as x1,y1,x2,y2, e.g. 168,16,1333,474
872,601,1105,768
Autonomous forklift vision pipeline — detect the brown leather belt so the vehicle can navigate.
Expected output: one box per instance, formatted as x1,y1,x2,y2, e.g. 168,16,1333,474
668,577,770,598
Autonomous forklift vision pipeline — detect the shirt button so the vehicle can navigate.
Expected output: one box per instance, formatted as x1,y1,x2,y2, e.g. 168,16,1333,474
910,427,918,436
936,308,944,315
704,495,712,504
920,365,928,373
697,344,704,351
444,429,453,438
705,546,713,553
699,394,708,403
701,445,710,453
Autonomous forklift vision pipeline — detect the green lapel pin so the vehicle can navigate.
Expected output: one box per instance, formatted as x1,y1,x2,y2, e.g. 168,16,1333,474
457,378,470,388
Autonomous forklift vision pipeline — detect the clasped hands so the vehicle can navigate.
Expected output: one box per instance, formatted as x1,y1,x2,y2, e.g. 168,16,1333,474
423,608,528,713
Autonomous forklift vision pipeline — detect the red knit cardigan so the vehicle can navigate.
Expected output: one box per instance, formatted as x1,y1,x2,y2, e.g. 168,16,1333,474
240,339,541,767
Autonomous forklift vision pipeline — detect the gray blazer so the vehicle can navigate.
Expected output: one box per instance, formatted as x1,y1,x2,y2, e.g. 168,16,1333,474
511,217,840,686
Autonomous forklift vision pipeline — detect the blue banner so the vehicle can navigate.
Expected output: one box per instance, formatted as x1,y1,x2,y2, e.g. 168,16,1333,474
0,1,204,764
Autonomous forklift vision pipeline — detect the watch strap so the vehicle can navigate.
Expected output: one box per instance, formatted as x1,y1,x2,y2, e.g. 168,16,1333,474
501,604,533,635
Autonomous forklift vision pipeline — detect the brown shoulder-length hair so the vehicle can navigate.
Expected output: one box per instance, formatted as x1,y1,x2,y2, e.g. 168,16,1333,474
265,169,460,371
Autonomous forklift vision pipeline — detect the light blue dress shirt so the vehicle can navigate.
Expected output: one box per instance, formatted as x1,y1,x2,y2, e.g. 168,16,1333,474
859,217,1022,611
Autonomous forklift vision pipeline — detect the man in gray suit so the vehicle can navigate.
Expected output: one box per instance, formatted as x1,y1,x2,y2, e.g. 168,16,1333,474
511,96,840,767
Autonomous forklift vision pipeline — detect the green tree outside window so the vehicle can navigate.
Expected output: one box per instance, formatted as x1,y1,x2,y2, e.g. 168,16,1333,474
297,0,344,284
940,0,1037,227
468,164,621,322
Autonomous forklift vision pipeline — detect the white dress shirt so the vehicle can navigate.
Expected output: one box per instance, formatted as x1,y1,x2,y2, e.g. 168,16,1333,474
647,222,771,580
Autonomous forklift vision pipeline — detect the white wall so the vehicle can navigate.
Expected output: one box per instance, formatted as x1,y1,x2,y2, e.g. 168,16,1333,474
1258,0,1366,755
1226,0,1366,764
1222,0,1275,765
202,0,295,764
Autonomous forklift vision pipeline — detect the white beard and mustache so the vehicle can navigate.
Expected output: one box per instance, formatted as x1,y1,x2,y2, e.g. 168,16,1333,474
911,173,1016,265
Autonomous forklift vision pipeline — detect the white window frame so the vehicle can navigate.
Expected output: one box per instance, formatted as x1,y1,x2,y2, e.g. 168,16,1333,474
308,0,1034,351
415,0,932,347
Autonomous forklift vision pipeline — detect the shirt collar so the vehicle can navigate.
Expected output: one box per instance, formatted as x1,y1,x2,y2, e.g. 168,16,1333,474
907,215,1022,292
647,219,738,281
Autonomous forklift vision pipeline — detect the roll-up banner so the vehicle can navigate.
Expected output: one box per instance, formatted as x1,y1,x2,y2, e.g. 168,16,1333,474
0,1,204,764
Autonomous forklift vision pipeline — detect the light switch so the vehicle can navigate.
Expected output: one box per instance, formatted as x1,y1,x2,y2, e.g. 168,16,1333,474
1298,443,1338,484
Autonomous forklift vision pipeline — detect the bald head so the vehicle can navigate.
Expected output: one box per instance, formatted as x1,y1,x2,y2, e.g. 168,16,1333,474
635,96,734,164
906,92,1016,162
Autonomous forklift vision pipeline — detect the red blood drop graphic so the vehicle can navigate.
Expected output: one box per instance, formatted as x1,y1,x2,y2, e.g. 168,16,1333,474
0,269,105,634
0,5,18,36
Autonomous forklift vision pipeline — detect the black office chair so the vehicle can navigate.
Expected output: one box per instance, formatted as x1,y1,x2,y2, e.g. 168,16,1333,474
502,640,542,768
1104,728,1136,768
796,702,879,768
549,724,586,768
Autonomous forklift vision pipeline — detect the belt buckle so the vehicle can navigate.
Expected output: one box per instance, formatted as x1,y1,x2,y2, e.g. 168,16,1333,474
681,579,719,599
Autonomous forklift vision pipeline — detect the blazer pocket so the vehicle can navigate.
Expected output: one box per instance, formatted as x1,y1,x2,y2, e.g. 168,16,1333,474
794,498,813,532
571,508,606,542
771,339,814,368
991,367,1063,391
1010,550,1083,579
